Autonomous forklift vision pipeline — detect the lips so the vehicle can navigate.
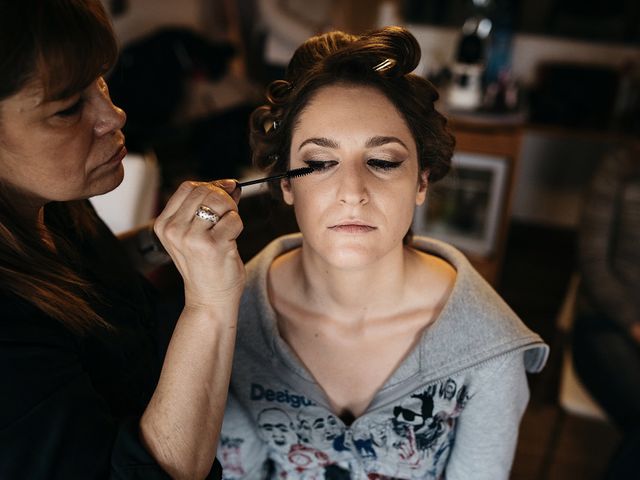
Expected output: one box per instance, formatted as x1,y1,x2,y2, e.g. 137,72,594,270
107,145,127,165
328,220,376,233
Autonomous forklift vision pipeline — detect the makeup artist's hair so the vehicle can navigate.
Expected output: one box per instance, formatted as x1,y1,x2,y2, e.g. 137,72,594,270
249,26,456,195
0,0,118,333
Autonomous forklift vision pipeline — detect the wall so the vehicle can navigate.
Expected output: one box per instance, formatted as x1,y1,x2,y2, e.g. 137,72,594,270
407,24,639,227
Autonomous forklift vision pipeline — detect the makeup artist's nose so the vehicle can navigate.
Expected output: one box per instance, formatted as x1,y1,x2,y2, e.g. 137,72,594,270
338,162,369,206
93,79,127,137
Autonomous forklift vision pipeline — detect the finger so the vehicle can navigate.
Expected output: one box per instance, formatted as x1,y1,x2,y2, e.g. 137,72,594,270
158,178,239,223
205,209,244,242
182,186,238,225
211,178,238,194
156,181,199,222
211,178,242,204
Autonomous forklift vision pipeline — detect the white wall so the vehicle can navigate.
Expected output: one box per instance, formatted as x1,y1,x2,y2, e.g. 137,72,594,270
407,24,640,87
512,132,616,227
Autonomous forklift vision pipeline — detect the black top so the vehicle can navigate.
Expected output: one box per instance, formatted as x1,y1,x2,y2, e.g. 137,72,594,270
0,205,222,479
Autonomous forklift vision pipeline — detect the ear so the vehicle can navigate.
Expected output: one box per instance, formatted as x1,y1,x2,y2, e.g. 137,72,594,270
415,170,429,206
281,178,294,205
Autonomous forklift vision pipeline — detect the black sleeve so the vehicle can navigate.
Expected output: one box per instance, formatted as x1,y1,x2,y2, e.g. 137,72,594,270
0,305,222,480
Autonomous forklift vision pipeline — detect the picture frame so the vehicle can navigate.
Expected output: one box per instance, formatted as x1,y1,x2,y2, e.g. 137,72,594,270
413,151,508,257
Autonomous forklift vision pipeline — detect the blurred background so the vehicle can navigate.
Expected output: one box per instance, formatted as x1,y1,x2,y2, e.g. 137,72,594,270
95,1,640,478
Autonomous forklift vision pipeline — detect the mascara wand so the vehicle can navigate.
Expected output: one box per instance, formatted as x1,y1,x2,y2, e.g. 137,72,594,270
236,166,315,187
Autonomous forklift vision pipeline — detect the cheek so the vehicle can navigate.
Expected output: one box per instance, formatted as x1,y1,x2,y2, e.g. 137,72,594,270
281,178,294,205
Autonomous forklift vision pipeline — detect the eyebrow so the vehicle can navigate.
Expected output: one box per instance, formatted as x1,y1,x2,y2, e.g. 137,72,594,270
297,136,409,151
298,137,339,151
366,136,409,150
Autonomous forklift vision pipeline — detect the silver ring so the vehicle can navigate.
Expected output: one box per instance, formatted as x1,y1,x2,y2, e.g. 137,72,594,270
194,205,220,225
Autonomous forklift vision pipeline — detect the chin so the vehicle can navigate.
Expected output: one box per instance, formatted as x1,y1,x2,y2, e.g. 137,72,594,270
92,162,125,197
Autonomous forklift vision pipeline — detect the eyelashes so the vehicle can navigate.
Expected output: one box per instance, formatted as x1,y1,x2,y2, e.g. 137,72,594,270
367,159,403,171
303,159,403,172
54,98,84,118
304,160,337,171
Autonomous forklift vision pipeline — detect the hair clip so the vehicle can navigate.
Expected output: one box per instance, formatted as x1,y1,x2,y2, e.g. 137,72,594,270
373,58,396,72
272,120,281,131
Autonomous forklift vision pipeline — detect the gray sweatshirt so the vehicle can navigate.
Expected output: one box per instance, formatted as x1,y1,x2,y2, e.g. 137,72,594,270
219,234,548,479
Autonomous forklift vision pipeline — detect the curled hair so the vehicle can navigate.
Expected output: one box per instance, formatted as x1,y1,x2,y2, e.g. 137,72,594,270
249,26,455,198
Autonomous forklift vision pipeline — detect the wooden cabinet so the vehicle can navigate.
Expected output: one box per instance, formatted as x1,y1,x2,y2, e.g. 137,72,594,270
447,116,523,286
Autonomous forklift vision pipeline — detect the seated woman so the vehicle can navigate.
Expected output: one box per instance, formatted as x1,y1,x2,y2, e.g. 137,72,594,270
573,144,640,479
218,27,549,479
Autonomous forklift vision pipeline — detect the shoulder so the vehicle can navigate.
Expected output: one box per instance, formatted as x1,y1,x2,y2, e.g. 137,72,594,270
410,236,549,375
243,233,303,299
237,234,303,346
407,247,456,311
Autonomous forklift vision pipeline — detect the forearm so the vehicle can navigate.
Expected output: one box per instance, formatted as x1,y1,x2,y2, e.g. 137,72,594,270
140,305,238,479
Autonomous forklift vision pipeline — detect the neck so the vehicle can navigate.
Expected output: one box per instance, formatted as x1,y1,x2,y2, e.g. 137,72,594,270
2,181,47,227
298,243,412,322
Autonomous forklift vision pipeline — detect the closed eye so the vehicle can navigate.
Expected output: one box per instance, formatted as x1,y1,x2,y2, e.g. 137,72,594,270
304,160,338,171
368,159,402,170
54,99,84,117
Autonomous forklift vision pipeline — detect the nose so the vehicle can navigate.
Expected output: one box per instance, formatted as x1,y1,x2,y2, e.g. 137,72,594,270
337,160,369,206
93,79,127,136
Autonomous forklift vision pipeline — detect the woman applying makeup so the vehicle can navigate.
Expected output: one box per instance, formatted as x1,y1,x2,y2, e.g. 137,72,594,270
0,1,244,478
219,27,549,479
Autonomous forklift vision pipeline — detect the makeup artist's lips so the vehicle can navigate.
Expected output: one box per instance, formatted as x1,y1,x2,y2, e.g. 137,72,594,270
104,145,127,167
329,221,376,233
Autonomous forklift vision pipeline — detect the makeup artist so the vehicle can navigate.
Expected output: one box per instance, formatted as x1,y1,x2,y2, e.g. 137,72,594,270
218,27,549,479
0,1,244,478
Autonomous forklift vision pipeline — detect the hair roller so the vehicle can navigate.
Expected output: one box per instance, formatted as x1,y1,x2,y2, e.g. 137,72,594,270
360,26,421,78
266,79,292,106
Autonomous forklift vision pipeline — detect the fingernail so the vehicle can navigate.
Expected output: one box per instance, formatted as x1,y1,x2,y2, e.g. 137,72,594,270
216,179,237,189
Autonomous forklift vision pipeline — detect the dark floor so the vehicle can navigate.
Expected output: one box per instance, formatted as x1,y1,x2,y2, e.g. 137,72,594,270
498,222,621,480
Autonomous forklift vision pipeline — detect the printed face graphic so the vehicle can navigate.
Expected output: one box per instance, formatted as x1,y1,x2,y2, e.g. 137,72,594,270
258,408,298,451
283,84,427,270
298,407,344,449
443,379,457,400
393,397,425,427
370,422,389,447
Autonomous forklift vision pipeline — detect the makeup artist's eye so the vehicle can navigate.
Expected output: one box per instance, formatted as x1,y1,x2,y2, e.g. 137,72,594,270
368,159,402,171
304,160,338,171
55,99,84,117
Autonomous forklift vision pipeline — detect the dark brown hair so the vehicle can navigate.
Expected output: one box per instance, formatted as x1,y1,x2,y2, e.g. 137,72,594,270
249,26,456,198
0,0,118,333
0,0,117,102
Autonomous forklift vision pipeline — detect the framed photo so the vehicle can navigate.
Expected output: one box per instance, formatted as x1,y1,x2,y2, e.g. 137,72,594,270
413,152,508,257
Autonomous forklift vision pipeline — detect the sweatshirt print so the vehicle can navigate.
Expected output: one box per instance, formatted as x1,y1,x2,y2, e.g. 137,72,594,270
219,235,549,480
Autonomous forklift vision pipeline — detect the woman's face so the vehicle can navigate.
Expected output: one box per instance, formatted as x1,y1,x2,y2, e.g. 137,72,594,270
0,76,126,213
284,84,427,269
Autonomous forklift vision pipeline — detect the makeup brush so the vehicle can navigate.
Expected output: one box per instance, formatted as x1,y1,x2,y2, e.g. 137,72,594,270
236,166,315,187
